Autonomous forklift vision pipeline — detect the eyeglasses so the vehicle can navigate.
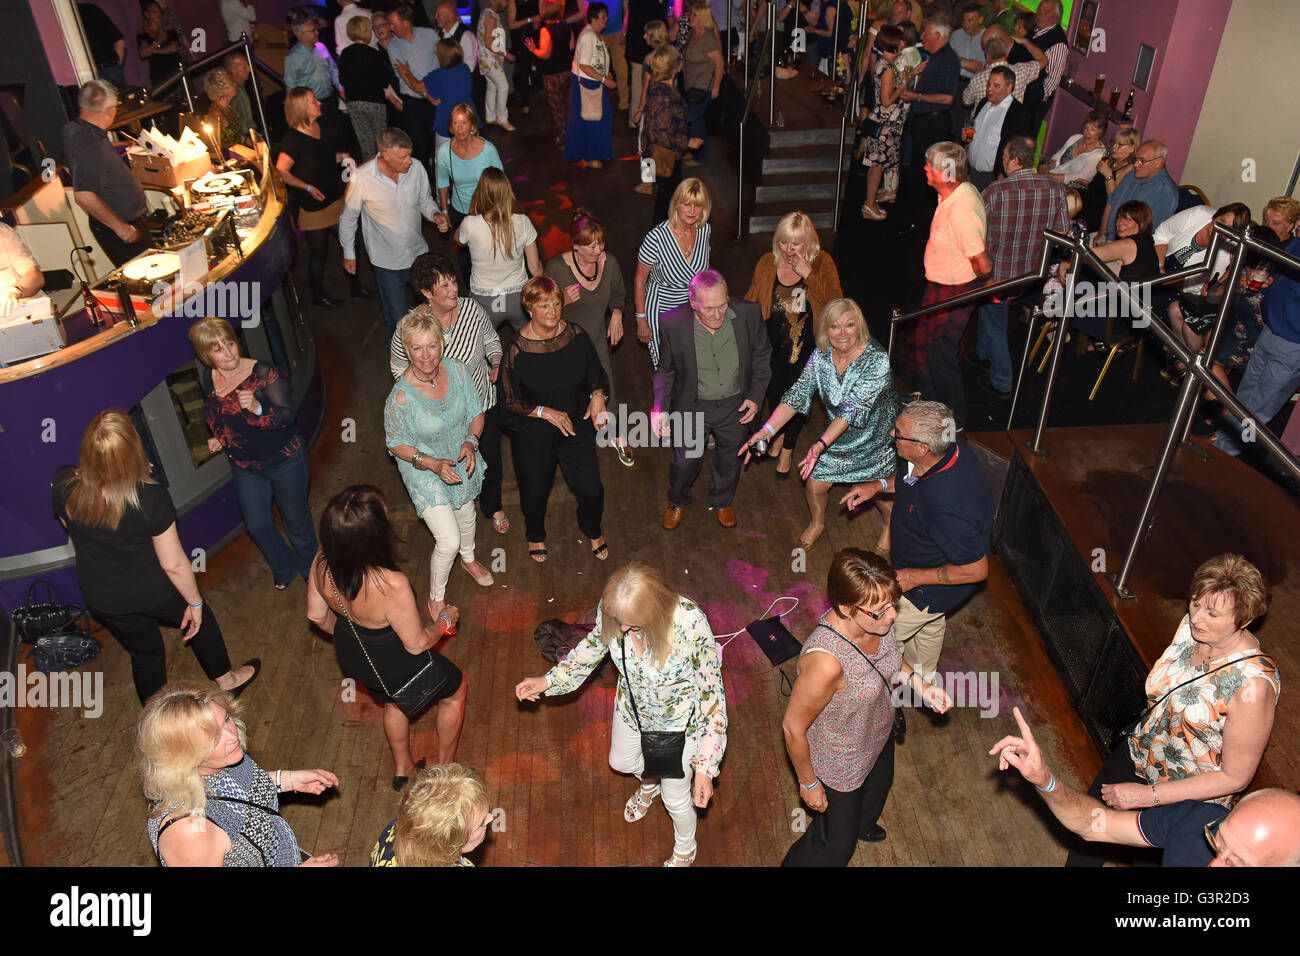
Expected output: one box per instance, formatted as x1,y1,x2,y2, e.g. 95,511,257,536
854,602,897,622
1203,818,1246,867
890,427,928,445
1134,155,1158,166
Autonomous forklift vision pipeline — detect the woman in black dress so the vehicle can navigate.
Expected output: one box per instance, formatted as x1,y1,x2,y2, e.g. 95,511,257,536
275,87,370,307
500,275,610,563
137,0,183,89
307,485,466,791
52,411,259,705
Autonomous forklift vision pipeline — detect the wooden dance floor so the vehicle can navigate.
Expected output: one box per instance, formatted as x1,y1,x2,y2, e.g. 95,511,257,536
16,108,1294,869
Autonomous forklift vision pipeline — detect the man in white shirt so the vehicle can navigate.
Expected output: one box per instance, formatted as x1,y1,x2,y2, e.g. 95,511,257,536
966,66,1031,190
388,5,441,170
220,0,257,42
337,1,378,51
0,224,44,318
340,127,441,339
434,1,477,70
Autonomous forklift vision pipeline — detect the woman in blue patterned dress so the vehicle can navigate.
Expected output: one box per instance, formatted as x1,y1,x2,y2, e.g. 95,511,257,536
742,298,899,550
634,177,712,368
385,307,495,624
515,562,726,867
141,681,339,866
860,23,908,220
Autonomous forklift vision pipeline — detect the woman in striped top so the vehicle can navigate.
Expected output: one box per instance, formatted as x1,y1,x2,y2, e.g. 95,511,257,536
634,178,712,368
390,252,510,535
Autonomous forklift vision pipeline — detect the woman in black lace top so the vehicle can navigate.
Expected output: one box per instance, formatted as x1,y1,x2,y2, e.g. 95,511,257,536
500,276,611,564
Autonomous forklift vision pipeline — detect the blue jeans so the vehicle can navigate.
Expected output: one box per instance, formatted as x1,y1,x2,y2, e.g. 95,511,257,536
975,298,1013,392
230,446,318,585
373,265,412,343
685,91,710,161
1213,326,1300,456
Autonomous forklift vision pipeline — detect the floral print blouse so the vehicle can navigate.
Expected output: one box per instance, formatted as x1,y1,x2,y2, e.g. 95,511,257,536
201,361,302,472
1128,615,1280,807
543,597,728,778
370,819,474,866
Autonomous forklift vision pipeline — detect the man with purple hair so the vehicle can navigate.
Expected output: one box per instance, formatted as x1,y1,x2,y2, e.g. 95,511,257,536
652,270,771,530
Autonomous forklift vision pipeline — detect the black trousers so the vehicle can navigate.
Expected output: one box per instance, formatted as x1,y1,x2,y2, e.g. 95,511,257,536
1064,740,1158,867
510,422,604,542
304,225,363,299
782,736,896,867
89,215,153,268
94,591,235,705
479,402,504,519
400,95,437,170
667,395,749,510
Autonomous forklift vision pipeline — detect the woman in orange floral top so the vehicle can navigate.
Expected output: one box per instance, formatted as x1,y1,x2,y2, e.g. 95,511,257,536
515,562,726,866
1067,553,1279,866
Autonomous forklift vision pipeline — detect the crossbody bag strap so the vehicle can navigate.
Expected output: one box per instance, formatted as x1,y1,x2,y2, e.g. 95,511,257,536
1137,652,1266,728
325,566,393,699
822,621,895,696
619,637,644,734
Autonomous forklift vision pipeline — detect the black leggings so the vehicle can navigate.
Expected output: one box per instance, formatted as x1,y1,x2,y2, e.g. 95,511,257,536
94,590,235,705
509,423,604,543
782,736,895,867
304,225,363,300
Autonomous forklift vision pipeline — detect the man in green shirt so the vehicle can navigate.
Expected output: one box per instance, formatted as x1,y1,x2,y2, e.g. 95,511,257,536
223,51,257,139
652,270,771,530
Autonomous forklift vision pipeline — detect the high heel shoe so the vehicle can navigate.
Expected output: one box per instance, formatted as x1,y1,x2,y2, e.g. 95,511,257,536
393,757,427,792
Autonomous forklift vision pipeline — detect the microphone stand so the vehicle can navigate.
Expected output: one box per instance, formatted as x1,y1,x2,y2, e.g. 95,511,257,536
69,245,106,328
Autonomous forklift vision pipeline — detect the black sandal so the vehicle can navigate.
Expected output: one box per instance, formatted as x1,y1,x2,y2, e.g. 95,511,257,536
592,542,609,560
529,545,548,563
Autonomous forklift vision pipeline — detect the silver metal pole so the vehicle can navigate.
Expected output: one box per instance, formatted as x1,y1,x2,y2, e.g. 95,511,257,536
244,37,270,141
743,4,750,83
768,3,778,126
737,119,745,240
1007,235,1058,430
1180,235,1247,445
180,72,195,113
1030,247,1082,456
1112,369,1202,598
726,2,733,64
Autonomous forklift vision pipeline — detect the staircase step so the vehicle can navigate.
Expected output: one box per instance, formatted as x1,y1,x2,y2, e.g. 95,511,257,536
747,198,839,234
761,143,851,176
754,180,837,202
768,126,853,149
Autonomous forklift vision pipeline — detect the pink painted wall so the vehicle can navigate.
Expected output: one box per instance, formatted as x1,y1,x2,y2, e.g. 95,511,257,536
1044,0,1229,181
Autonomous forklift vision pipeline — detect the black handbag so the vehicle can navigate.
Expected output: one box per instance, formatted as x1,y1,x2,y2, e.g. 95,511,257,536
327,568,452,719
14,579,102,673
619,638,687,780
824,623,907,742
858,116,883,140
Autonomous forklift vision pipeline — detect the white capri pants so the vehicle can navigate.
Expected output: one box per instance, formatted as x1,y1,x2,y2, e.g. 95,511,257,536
483,67,509,124
608,714,699,857
421,501,478,601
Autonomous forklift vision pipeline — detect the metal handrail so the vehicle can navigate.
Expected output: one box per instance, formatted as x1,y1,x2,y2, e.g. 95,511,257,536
832,2,870,231
735,5,776,241
881,222,1300,597
147,36,280,141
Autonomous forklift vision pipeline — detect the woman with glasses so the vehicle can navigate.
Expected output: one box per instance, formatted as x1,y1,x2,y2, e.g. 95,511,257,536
514,562,726,866
1066,553,1279,866
740,299,899,551
781,548,951,866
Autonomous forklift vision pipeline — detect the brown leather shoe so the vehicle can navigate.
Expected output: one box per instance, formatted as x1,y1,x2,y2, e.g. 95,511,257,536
715,507,738,528
663,506,685,530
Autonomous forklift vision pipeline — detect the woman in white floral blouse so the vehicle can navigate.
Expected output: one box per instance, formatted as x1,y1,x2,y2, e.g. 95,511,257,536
515,562,726,866
1067,553,1279,866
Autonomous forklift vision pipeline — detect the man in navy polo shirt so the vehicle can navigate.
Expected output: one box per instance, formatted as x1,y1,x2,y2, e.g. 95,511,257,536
841,400,992,680
992,706,1300,866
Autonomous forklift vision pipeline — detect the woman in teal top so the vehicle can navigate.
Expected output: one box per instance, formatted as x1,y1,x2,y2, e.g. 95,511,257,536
434,104,504,281
384,306,494,622
743,298,900,551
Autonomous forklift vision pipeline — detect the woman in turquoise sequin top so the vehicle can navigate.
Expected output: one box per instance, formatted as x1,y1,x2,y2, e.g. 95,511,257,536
742,298,900,551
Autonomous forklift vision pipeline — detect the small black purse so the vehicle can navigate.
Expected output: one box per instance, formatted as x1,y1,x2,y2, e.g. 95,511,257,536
620,639,687,780
327,568,452,719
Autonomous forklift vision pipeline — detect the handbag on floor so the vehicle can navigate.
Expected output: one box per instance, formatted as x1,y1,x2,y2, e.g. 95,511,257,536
327,567,453,719
14,579,102,673
620,639,687,779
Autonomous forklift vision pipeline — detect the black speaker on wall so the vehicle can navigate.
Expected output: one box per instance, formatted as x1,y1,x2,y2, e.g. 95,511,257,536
993,449,1149,754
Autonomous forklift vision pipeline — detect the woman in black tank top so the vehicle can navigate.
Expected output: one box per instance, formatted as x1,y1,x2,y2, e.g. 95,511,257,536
307,485,467,792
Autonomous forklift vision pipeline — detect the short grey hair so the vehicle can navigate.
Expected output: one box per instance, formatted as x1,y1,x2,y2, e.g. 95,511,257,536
688,269,727,301
900,400,956,456
78,79,118,112
924,12,952,39
1143,139,1168,161
1040,0,1063,24
925,141,969,184
982,32,1009,60
376,127,413,153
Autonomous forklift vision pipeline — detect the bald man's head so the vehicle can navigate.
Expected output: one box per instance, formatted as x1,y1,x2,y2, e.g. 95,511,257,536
1214,789,1300,867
